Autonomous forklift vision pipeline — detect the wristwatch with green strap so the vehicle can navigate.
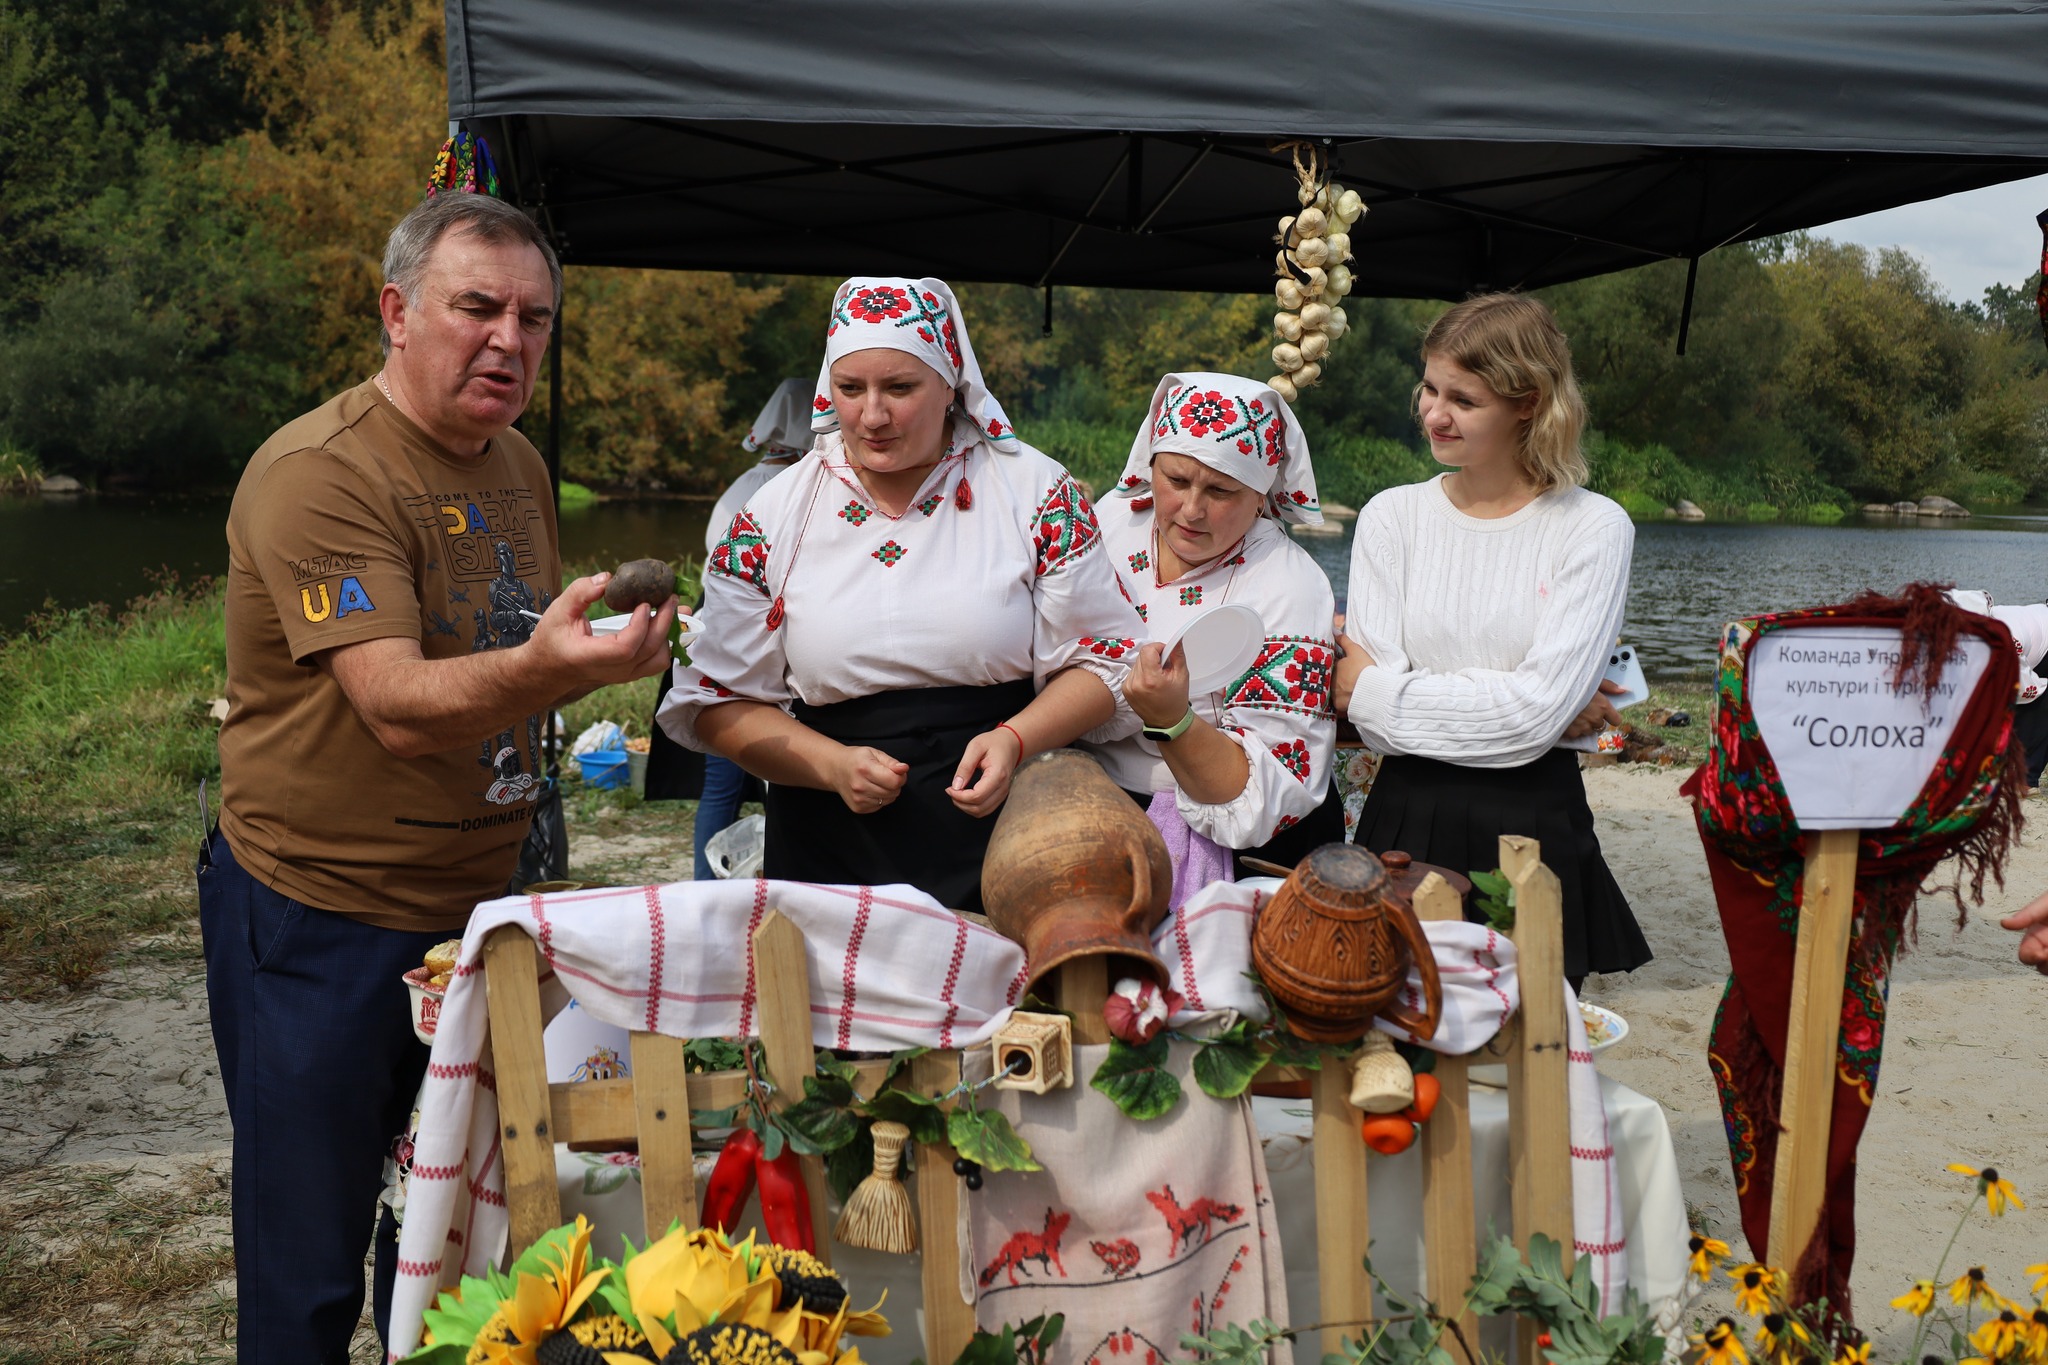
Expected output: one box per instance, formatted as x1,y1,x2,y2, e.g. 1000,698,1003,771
1141,708,1197,744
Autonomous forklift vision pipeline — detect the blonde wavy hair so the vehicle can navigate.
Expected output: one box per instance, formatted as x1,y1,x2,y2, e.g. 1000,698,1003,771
1415,292,1588,491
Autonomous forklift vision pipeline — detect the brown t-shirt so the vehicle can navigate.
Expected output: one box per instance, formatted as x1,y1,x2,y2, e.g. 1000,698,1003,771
220,380,562,931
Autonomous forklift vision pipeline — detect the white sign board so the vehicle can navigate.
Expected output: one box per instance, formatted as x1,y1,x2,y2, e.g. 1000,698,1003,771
1748,627,1993,829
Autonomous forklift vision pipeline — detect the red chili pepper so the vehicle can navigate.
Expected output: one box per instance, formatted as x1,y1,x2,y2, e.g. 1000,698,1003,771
702,1128,761,1233
754,1143,815,1252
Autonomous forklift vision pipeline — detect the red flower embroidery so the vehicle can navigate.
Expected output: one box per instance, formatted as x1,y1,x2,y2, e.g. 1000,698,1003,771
1271,738,1312,783
1081,636,1136,659
846,286,911,323
986,416,1005,437
813,393,832,412
1283,645,1332,707
699,676,736,698
1269,814,1301,839
1177,390,1238,438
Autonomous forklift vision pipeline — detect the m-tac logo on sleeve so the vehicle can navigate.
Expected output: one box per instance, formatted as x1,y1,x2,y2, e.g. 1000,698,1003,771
300,576,377,622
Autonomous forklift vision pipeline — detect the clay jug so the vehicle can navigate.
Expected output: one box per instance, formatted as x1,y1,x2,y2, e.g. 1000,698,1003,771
1250,844,1448,1043
981,750,1174,992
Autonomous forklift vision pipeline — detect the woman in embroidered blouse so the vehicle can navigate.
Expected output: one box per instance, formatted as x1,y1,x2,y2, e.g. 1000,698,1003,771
1331,293,1649,983
658,277,1141,910
1087,373,1342,900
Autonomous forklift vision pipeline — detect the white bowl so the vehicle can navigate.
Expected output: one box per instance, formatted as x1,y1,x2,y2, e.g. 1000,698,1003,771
589,613,705,652
1158,602,1265,695
1580,1002,1628,1053
403,966,446,1045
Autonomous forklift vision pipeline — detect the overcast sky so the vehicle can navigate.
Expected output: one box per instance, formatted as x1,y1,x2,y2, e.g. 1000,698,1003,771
1811,172,2048,306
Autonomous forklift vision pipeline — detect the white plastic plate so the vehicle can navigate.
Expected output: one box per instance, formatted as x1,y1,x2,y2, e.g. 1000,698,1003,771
1159,602,1265,695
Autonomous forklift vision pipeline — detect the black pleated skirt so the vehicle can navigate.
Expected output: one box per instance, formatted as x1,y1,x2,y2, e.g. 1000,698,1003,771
1354,749,1652,980
762,678,1035,912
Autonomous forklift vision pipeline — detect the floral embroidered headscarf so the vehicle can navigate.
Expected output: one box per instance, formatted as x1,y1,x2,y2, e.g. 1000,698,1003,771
742,377,816,456
811,277,1020,453
1109,372,1322,526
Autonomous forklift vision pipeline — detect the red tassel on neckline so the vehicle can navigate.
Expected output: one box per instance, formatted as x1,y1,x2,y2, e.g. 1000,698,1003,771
765,596,785,630
954,478,973,511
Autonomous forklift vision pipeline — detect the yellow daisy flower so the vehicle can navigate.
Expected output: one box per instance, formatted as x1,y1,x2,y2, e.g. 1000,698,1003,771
2028,1262,2048,1297
1730,1263,1786,1317
1689,1234,1733,1284
1832,1341,1870,1365
1971,1309,2025,1362
1696,1317,1750,1365
1891,1280,1935,1317
1950,1265,2003,1310
1948,1163,2026,1218
2019,1306,2048,1361
1754,1312,1809,1364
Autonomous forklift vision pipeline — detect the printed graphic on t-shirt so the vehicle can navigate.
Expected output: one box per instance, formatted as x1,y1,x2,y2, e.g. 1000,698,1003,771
471,535,552,808
403,487,546,583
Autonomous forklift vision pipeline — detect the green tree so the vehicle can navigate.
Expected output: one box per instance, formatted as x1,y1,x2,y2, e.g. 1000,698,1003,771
0,4,97,324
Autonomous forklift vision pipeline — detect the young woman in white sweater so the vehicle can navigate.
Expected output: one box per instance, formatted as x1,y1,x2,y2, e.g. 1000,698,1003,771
1331,293,1650,982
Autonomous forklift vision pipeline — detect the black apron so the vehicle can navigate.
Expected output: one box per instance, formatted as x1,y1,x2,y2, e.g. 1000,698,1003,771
1354,748,1651,981
763,679,1035,912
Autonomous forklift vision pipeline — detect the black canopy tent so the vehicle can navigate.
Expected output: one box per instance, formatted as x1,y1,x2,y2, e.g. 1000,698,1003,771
447,0,2048,299
445,0,2048,486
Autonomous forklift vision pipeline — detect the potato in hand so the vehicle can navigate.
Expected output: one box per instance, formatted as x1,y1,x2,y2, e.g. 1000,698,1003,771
604,558,676,614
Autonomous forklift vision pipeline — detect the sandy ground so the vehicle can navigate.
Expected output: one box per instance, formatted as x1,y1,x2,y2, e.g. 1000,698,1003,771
1578,767,2048,1354
3,772,2043,1359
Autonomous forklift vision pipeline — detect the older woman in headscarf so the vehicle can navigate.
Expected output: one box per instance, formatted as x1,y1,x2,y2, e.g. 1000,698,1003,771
1086,373,1342,901
658,278,1143,910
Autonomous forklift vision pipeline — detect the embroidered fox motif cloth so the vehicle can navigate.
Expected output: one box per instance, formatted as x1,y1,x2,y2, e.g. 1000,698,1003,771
960,1042,1289,1365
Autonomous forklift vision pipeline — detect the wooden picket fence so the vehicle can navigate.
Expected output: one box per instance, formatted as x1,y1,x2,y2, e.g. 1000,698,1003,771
481,834,1573,1365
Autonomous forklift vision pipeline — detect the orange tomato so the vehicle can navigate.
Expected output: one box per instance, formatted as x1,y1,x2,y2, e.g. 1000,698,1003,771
1402,1072,1441,1124
1360,1113,1418,1155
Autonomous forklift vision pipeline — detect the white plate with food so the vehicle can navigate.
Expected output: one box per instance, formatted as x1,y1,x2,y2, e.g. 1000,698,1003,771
589,612,705,651
1158,602,1265,695
1468,1002,1628,1086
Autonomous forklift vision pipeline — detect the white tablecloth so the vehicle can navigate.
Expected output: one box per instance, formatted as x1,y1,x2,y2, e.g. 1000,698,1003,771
549,1074,1687,1364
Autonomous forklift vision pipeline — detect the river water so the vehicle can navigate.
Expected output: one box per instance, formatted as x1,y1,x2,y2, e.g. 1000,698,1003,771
6,493,2043,680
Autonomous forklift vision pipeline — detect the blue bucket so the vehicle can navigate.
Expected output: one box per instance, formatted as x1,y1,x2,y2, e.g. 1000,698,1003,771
576,749,631,790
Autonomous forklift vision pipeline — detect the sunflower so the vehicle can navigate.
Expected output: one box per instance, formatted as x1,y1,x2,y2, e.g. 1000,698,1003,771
1754,1312,1809,1364
619,1226,802,1360
1695,1317,1750,1365
1971,1309,2025,1362
417,1217,616,1365
1891,1280,1936,1317
1948,1164,2026,1219
1832,1342,1870,1365
534,1314,657,1365
1689,1235,1732,1285
751,1245,890,1363
667,1322,802,1365
1951,1266,2005,1310
1729,1263,1786,1317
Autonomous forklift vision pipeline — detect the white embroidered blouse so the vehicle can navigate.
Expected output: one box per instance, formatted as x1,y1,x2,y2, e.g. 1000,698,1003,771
658,425,1145,747
1086,497,1339,848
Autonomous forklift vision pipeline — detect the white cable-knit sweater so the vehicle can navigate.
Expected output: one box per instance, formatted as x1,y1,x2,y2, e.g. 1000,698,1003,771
1343,475,1634,768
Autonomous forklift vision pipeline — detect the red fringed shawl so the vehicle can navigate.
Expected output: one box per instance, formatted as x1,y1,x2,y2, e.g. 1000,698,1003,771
1680,584,2023,1316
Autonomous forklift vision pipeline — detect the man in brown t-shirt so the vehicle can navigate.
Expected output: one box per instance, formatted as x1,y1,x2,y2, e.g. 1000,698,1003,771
202,192,676,1364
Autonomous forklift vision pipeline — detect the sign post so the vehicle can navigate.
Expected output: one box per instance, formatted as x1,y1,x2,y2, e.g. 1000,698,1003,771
1741,626,1992,1273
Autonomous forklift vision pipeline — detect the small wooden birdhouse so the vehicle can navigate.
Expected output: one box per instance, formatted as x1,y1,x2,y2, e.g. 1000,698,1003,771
991,1011,1073,1093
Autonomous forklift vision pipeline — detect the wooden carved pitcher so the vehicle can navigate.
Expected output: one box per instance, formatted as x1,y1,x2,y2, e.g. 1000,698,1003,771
1250,844,1449,1043
981,750,1174,992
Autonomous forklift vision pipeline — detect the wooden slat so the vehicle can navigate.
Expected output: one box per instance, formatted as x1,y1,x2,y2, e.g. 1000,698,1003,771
1767,827,1859,1278
910,1050,975,1365
1055,954,1113,1045
482,927,564,1253
1313,1050,1372,1358
1505,841,1572,1365
752,909,834,1262
1413,873,1477,1350
629,1032,698,1237
547,1060,898,1147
